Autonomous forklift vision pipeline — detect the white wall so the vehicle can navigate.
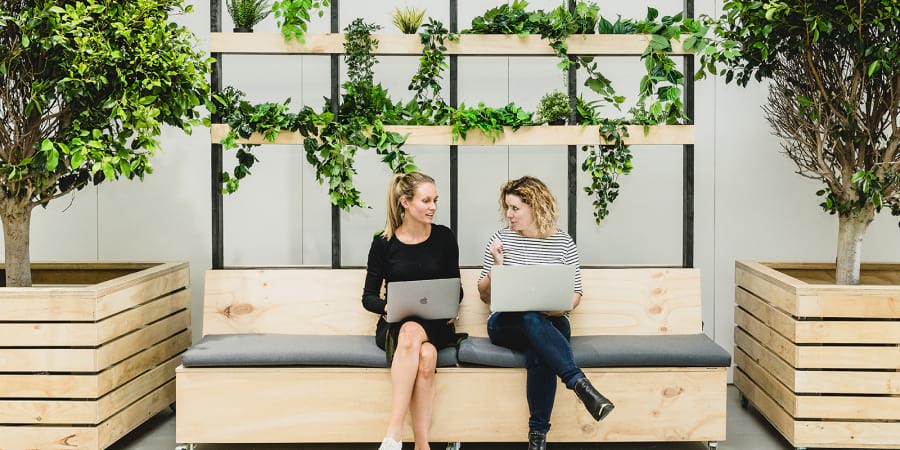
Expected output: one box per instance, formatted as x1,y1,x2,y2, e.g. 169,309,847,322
6,1,900,375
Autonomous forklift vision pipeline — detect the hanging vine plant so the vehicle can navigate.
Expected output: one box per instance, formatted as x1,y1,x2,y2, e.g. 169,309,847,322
407,18,456,125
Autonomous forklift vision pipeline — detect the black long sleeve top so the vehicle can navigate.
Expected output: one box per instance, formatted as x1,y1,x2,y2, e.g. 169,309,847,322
362,224,462,316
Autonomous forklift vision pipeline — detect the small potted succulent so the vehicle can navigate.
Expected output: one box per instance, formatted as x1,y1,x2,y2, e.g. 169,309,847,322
391,6,426,34
535,90,572,125
227,0,271,32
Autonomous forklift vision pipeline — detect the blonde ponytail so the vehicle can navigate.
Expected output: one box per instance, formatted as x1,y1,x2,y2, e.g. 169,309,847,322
382,172,435,240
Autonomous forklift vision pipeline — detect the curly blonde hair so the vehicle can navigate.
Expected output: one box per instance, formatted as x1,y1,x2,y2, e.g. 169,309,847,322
499,176,559,236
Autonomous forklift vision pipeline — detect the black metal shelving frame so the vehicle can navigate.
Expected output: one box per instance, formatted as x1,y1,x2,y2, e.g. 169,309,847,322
210,0,696,269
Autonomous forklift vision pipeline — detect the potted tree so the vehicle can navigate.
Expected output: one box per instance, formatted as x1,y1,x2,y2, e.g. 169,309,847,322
0,1,207,448
700,2,900,449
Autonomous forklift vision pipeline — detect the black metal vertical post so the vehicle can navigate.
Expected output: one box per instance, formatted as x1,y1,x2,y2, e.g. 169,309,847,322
330,1,341,268
566,0,578,242
211,0,224,269
683,0,695,269
449,0,459,236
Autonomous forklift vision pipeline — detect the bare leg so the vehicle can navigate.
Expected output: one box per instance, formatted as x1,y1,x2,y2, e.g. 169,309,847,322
410,342,438,450
385,322,430,441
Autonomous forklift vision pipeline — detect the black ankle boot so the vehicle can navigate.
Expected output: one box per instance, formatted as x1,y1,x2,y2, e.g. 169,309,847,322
573,377,615,421
527,431,547,450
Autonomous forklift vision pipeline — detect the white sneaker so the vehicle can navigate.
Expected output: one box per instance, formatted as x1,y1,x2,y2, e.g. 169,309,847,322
378,436,402,450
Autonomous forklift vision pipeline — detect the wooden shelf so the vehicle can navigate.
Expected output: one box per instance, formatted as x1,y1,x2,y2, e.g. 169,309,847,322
210,33,689,56
210,124,694,146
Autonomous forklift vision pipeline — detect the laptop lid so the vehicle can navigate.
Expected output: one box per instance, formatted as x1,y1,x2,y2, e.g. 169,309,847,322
385,278,461,323
489,264,576,313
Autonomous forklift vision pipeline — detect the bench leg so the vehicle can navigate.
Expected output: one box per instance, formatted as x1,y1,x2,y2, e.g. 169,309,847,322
446,442,462,450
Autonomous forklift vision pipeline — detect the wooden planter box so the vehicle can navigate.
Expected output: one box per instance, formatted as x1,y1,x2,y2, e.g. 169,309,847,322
734,261,900,450
0,262,191,450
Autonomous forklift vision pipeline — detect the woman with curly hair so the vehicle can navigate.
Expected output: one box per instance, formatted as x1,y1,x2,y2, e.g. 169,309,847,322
477,175,614,450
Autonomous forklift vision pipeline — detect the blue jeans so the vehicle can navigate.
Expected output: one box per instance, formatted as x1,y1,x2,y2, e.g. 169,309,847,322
487,311,586,434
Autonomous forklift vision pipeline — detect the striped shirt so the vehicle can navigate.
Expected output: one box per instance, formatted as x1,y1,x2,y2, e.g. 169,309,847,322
479,228,583,294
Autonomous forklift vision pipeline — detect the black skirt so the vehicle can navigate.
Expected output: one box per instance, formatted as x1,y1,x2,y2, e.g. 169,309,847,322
375,316,461,365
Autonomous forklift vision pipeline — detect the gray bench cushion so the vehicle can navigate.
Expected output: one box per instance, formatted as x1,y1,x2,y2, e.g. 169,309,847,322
457,334,731,368
182,334,458,368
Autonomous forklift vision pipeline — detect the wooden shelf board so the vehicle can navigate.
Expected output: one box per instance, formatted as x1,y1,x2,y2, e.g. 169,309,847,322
210,33,689,56
210,124,694,146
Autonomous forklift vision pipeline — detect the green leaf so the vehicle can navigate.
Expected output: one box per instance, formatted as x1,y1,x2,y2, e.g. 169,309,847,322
46,150,59,171
649,34,671,50
867,60,880,76
71,151,85,169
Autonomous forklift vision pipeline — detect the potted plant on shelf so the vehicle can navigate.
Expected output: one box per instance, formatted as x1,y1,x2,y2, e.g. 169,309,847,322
700,2,900,449
391,6,426,35
227,0,271,32
535,90,572,125
0,1,207,448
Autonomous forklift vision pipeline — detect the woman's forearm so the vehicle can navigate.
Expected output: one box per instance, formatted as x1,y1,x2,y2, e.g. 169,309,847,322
477,274,491,304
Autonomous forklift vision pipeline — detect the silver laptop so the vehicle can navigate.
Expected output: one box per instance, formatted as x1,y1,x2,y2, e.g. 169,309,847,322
385,278,461,323
490,264,576,313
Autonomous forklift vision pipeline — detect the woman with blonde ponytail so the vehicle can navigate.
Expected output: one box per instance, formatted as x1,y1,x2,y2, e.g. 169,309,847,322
362,172,463,450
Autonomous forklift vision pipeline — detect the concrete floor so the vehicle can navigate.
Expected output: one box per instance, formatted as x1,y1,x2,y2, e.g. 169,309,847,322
108,386,839,450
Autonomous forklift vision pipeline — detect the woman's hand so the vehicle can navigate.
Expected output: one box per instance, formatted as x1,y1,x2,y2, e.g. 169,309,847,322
542,310,567,317
490,239,504,266
447,315,460,325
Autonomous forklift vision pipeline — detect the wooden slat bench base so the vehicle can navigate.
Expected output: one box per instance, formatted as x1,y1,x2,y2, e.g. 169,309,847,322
176,366,726,443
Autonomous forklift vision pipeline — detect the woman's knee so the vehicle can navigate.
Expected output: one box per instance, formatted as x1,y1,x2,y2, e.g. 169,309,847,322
417,344,438,376
397,322,426,351
520,311,547,328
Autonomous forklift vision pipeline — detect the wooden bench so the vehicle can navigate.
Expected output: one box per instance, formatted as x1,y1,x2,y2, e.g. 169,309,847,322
175,267,728,448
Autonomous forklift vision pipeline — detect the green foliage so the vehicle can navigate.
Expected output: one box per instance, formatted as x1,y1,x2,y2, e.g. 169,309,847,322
574,96,602,125
463,1,598,71
596,15,636,34
698,0,900,229
627,8,687,125
408,18,457,125
451,103,534,143
210,87,290,193
0,0,210,206
271,0,329,42
465,0,535,35
535,91,572,125
212,20,415,209
571,1,600,33
226,0,271,30
391,6,426,34
214,4,709,223
581,121,632,223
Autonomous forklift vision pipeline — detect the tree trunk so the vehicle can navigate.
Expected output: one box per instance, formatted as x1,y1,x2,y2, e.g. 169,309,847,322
0,198,33,287
835,204,876,285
